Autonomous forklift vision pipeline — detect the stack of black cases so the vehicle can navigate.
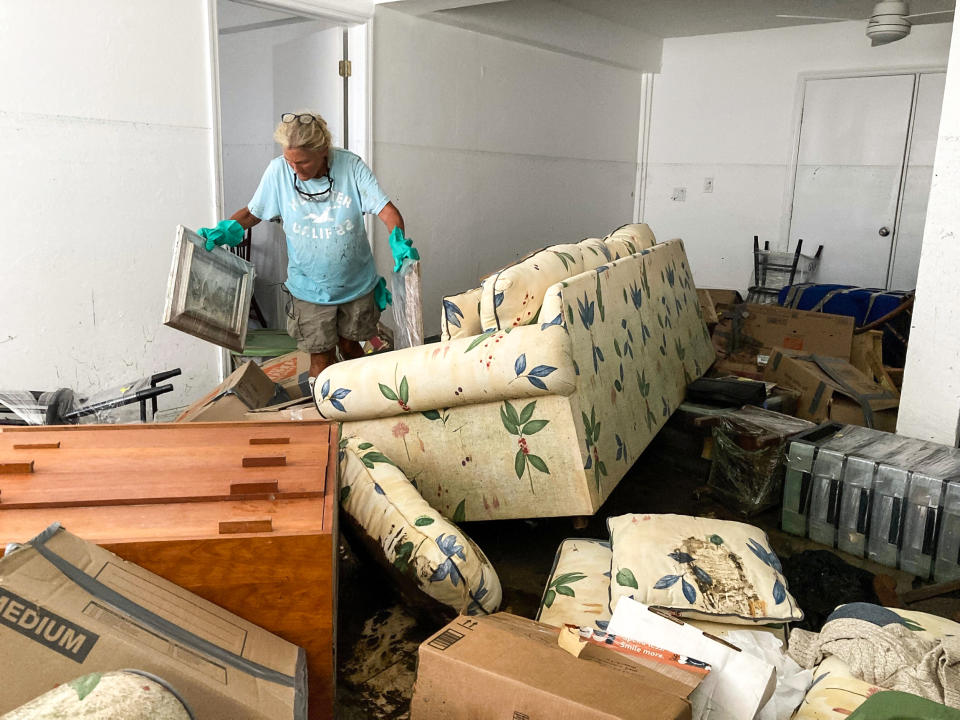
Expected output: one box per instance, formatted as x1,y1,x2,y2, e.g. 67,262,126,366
782,423,960,581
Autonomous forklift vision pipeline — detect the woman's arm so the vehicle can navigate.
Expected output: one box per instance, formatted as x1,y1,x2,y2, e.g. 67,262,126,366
377,202,404,233
230,207,262,230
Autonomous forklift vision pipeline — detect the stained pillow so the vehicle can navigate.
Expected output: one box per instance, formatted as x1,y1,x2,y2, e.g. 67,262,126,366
537,538,613,631
340,437,501,616
479,243,585,331
607,514,802,624
440,286,483,340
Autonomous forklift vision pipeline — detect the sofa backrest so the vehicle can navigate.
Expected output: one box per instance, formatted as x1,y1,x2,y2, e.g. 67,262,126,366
538,239,714,507
439,224,657,341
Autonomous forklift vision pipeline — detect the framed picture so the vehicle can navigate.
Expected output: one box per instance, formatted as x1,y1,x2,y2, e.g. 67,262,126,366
163,225,255,352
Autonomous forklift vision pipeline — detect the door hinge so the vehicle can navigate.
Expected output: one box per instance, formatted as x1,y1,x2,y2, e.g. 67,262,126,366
338,60,352,78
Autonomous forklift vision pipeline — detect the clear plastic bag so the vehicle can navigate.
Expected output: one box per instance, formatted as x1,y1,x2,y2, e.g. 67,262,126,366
0,373,177,426
391,259,424,349
708,407,815,516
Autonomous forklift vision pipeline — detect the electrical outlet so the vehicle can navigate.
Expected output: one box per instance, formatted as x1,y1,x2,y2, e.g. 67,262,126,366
703,177,714,193
671,187,687,202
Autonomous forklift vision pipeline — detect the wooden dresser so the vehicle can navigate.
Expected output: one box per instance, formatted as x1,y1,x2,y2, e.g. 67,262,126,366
0,420,338,720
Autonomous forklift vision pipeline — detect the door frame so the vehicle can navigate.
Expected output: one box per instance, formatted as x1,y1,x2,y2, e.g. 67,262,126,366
206,0,374,379
781,65,946,289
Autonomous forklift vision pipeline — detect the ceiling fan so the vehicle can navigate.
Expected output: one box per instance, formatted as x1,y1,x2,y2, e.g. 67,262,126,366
777,1,954,46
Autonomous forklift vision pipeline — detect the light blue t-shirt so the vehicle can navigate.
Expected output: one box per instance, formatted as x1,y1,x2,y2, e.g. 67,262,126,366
247,148,389,305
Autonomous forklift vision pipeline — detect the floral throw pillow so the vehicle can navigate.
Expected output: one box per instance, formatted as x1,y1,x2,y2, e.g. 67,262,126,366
340,437,501,616
607,514,803,624
536,538,613,631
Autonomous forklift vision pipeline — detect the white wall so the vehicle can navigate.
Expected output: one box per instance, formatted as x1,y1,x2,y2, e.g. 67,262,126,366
644,21,952,293
0,0,220,410
218,13,341,327
372,6,653,336
897,19,960,447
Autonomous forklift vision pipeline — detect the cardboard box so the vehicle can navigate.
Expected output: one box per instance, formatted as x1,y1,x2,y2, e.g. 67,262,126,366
0,525,306,719
764,349,899,431
176,361,285,422
713,304,853,361
245,397,322,422
261,351,312,400
410,613,694,720
700,289,743,313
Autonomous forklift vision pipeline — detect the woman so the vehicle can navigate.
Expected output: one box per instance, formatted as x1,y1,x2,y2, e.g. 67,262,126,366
199,111,407,377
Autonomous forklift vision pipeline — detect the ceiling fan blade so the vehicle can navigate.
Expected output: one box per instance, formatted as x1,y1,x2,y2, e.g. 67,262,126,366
775,14,858,21
905,10,955,24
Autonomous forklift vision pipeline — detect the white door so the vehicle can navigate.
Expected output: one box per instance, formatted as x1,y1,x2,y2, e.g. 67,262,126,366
789,74,915,288
273,28,344,147
889,72,947,290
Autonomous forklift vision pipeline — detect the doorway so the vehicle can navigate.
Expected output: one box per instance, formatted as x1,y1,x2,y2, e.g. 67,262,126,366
216,0,367,328
787,70,945,290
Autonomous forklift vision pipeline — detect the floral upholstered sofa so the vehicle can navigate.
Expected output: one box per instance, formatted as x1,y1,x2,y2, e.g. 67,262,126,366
314,224,715,521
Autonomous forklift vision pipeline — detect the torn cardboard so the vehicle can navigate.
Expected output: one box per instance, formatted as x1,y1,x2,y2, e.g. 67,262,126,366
261,351,312,400
410,613,696,720
764,349,899,431
176,361,285,422
0,524,306,720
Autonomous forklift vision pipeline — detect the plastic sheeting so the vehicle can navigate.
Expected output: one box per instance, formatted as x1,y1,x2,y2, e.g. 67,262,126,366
708,407,815,516
391,258,423,349
0,376,156,426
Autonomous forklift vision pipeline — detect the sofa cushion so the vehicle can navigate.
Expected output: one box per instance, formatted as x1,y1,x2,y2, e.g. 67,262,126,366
793,658,882,720
537,538,613,631
607,223,656,249
479,243,585,331
607,514,802,624
537,536,789,643
440,286,483,341
339,437,501,615
578,238,614,271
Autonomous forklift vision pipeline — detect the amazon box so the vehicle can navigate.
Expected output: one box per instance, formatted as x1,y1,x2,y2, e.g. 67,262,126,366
410,613,695,720
261,351,313,400
0,525,306,719
764,349,899,431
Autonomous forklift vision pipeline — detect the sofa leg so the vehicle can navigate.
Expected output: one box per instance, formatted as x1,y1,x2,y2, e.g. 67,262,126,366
571,516,589,530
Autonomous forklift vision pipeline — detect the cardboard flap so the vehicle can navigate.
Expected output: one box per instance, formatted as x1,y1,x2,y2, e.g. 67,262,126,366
776,351,899,412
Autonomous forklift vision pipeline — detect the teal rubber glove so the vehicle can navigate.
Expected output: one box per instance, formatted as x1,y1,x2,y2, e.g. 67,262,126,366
197,219,245,252
388,227,419,273
374,276,392,311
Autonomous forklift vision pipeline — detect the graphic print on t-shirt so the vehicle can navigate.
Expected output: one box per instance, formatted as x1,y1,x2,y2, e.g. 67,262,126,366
247,148,390,305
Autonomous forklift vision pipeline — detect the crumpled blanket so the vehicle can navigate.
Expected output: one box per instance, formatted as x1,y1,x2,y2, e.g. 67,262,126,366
789,615,960,708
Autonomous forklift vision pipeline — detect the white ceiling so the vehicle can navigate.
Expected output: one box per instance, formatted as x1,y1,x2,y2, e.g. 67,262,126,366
217,0,955,38
429,0,955,38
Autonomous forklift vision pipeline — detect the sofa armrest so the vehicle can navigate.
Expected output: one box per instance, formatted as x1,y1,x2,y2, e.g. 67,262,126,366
314,323,575,421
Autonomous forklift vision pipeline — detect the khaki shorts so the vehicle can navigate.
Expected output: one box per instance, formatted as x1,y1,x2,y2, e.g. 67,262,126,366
285,290,380,353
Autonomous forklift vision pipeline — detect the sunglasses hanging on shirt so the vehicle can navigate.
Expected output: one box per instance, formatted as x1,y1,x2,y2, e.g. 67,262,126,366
292,168,334,202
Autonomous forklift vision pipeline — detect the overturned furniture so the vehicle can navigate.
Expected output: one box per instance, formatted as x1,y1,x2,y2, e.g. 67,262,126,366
0,421,337,720
315,224,715,520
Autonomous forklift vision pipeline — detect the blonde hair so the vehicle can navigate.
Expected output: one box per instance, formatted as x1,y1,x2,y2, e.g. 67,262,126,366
274,111,333,154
